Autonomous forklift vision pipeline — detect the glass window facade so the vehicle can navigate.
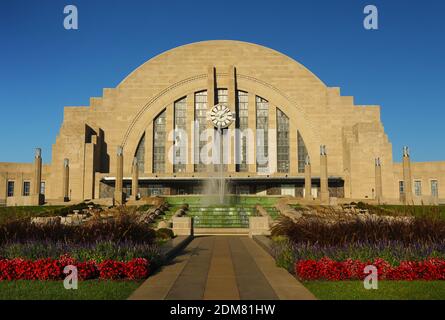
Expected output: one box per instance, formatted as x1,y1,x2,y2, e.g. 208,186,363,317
297,131,308,173
256,96,269,173
23,181,30,196
431,180,438,197
153,109,166,173
414,180,422,196
7,181,14,197
135,133,145,173
276,108,289,173
217,88,228,104
194,91,208,172
216,89,228,171
174,97,187,173
237,91,248,172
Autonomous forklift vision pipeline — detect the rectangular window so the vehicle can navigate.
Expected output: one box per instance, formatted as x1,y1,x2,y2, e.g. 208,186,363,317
40,181,45,195
431,180,439,197
256,96,269,173
194,91,208,172
215,89,229,172
236,91,249,172
174,97,187,173
399,181,404,194
414,180,422,196
297,131,308,173
217,88,228,104
276,108,289,173
153,109,167,173
149,185,164,196
7,181,14,197
23,181,30,196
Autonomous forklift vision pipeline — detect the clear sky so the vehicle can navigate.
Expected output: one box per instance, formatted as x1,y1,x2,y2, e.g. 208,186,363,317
0,0,444,163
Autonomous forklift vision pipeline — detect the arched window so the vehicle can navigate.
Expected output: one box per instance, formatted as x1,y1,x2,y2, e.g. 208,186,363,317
153,109,166,173
297,131,308,173
134,133,145,173
277,108,289,173
174,97,187,173
256,96,269,173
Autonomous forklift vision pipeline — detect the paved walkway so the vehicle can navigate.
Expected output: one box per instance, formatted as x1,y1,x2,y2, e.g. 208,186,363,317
129,236,315,300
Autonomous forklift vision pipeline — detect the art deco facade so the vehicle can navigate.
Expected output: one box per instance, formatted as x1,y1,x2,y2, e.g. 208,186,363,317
0,40,443,206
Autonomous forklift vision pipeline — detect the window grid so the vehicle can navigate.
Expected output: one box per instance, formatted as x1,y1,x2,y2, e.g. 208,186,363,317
276,108,290,173
217,88,228,104
23,181,30,196
194,91,208,172
297,131,308,173
174,97,187,173
135,133,145,173
215,89,228,172
237,91,249,172
40,181,45,195
414,180,422,196
431,180,438,197
153,110,166,173
7,181,14,197
256,96,269,173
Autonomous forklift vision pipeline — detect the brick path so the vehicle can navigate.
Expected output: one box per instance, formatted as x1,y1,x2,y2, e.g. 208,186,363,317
128,236,316,300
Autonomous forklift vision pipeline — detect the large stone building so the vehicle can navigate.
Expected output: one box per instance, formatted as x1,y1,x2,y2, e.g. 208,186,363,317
0,40,444,206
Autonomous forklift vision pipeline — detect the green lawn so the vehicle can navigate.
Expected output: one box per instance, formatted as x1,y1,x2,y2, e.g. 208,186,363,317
304,281,445,300
0,280,142,300
0,205,65,224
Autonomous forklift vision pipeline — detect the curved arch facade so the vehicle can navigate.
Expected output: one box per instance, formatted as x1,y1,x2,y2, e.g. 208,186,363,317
8,40,445,206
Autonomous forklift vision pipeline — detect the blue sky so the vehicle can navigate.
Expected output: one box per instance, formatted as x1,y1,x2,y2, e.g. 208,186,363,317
0,0,444,163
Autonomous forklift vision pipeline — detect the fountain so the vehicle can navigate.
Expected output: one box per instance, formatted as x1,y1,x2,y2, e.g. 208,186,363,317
184,103,259,230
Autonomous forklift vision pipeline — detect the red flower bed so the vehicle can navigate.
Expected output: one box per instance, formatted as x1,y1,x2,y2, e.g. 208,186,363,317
0,257,149,281
295,258,445,281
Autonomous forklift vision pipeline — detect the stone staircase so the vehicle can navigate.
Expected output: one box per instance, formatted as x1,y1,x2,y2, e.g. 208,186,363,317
186,205,257,235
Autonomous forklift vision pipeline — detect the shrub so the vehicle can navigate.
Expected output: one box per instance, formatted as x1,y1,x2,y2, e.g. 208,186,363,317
0,258,149,281
0,240,161,263
0,219,156,245
272,240,445,266
156,228,174,240
295,258,445,281
271,216,445,245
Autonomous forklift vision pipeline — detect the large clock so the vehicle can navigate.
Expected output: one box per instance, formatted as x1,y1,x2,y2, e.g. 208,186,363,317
210,104,234,129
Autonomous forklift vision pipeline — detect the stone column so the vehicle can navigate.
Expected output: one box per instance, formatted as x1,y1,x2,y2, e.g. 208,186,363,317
206,66,216,174
402,146,413,204
227,65,236,173
131,157,139,201
63,158,70,202
114,146,125,205
31,148,43,205
33,148,42,196
320,145,329,204
304,155,312,200
375,158,383,203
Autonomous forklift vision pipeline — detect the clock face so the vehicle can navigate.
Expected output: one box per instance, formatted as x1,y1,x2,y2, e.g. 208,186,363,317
210,104,234,128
